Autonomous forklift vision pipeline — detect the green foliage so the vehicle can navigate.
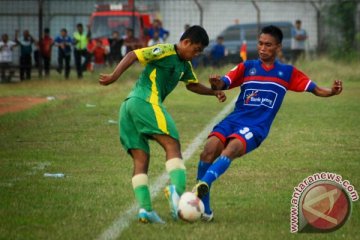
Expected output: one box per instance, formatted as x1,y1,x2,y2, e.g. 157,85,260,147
325,0,358,61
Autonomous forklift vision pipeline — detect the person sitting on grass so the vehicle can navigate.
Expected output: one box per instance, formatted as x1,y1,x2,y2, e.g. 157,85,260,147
99,25,226,223
192,25,343,222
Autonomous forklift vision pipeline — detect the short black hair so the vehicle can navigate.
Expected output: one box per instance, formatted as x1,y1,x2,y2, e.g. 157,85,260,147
180,25,209,47
260,25,283,44
44,28,50,34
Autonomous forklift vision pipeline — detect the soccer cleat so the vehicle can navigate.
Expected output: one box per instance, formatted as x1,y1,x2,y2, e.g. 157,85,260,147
192,181,209,199
164,185,180,220
201,212,214,222
137,208,165,224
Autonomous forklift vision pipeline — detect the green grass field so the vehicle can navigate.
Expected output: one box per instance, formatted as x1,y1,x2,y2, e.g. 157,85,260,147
0,58,359,240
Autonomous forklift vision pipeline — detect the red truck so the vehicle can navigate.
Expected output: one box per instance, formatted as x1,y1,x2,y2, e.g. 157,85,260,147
89,1,153,48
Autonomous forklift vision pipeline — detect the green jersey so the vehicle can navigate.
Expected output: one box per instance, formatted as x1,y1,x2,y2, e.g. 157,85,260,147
128,44,198,105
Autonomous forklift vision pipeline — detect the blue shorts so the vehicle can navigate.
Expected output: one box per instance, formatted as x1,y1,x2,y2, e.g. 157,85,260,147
209,112,265,154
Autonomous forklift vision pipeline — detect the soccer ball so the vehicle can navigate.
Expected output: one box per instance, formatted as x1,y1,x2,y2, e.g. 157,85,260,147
177,192,204,222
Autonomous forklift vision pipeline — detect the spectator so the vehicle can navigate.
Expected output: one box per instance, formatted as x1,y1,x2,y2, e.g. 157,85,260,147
108,31,123,66
123,28,142,54
39,28,53,76
147,19,169,41
54,28,72,79
0,33,17,83
147,31,164,46
291,19,307,64
210,36,226,67
33,42,40,68
15,29,35,80
90,39,108,71
73,23,91,79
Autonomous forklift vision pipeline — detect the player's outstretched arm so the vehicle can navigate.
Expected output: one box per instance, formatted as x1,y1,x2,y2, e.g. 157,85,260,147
312,80,343,97
186,83,226,102
99,51,138,86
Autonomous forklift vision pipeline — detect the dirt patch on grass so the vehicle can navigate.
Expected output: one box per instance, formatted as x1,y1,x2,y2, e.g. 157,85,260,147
0,96,49,116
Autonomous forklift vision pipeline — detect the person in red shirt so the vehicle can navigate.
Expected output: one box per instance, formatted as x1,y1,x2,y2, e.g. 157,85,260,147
90,39,108,71
39,28,53,76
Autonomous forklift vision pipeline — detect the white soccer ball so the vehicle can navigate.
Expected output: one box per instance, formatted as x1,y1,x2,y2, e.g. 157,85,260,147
177,192,204,222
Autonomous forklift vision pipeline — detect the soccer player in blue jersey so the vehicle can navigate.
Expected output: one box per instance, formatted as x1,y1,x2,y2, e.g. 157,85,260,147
193,25,343,221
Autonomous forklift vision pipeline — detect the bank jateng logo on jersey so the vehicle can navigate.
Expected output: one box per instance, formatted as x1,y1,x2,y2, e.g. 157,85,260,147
244,89,277,108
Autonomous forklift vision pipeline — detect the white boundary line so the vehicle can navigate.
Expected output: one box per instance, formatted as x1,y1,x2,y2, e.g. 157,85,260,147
96,97,236,240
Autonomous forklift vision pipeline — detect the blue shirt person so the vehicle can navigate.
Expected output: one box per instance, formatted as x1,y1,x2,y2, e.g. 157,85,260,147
54,28,72,78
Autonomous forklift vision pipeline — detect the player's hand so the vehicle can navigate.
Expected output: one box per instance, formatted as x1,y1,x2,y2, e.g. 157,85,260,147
214,90,226,102
99,73,117,86
331,80,343,95
209,75,223,90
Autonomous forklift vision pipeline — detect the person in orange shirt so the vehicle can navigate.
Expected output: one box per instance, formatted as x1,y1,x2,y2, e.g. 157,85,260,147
39,28,54,76
90,39,108,71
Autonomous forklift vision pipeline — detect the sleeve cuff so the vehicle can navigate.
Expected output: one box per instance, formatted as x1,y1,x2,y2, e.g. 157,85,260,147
221,76,231,90
133,49,145,65
306,81,317,92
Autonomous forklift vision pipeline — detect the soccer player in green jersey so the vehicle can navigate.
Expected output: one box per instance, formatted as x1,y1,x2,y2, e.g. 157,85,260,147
99,25,226,223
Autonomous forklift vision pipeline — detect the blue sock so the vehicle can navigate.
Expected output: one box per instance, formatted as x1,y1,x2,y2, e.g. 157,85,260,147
201,155,231,186
197,160,212,180
197,160,212,214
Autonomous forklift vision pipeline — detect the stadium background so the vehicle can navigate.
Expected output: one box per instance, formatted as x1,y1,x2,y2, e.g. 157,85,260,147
0,0,359,67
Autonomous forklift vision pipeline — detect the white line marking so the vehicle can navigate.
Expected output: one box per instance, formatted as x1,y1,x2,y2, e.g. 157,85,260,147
96,98,236,240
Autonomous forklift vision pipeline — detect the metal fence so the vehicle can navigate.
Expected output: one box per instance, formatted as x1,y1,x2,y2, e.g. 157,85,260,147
0,0,359,77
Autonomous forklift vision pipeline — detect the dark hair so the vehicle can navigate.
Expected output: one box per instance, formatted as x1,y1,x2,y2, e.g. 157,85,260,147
44,28,50,34
295,19,302,24
180,25,209,47
260,25,283,44
76,23,83,28
61,28,67,33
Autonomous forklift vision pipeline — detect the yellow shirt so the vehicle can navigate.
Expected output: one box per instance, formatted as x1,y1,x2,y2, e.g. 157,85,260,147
73,32,88,50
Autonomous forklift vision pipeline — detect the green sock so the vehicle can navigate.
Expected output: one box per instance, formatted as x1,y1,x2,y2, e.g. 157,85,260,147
169,168,186,195
133,185,152,211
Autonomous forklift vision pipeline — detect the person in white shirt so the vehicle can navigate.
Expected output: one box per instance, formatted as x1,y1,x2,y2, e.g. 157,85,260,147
147,31,164,46
291,20,308,64
0,34,17,83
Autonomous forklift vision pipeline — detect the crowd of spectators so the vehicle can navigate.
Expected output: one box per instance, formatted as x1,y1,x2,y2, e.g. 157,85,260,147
0,18,172,83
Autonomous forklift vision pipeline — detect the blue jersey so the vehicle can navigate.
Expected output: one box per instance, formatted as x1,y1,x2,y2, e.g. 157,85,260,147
54,35,72,55
211,59,317,153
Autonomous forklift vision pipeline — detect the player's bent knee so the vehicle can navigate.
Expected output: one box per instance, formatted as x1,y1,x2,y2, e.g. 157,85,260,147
166,158,186,171
200,148,217,163
222,142,244,159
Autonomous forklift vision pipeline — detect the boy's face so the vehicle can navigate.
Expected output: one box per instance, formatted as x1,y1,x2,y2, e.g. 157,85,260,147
257,33,281,62
178,39,204,61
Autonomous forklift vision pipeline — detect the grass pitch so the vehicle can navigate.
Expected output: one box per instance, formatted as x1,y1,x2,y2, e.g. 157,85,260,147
0,58,359,240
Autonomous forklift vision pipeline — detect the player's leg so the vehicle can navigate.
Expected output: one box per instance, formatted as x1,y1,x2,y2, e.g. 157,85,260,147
195,138,244,200
119,99,164,223
195,136,224,218
130,149,151,212
153,134,185,194
153,134,185,220
197,125,261,198
130,149,165,224
141,101,186,198
194,126,261,221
